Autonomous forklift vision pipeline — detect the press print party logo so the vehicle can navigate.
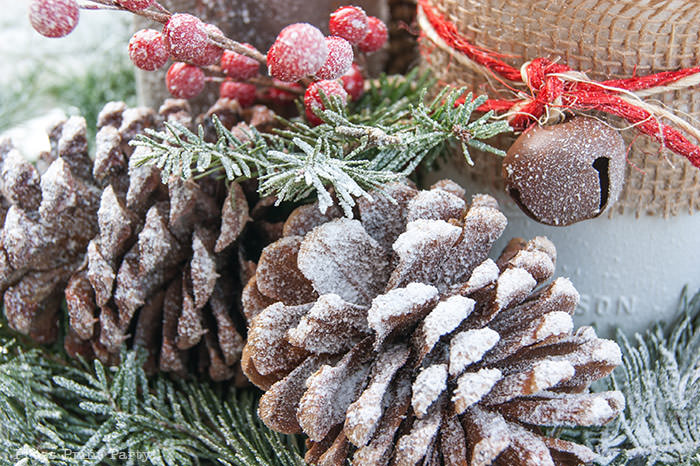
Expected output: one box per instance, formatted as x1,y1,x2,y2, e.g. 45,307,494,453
26,448,151,461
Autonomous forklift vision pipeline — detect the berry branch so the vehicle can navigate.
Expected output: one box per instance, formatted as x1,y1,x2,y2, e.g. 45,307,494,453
248,77,304,95
205,30,267,64
30,0,388,124
79,0,264,63
82,0,171,22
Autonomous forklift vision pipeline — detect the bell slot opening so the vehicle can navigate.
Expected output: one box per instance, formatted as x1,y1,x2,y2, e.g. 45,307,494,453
592,157,610,211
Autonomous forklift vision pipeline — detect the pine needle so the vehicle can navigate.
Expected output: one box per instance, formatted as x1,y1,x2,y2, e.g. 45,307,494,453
0,321,304,466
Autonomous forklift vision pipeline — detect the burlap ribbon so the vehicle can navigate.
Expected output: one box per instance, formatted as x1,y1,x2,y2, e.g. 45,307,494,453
418,0,700,216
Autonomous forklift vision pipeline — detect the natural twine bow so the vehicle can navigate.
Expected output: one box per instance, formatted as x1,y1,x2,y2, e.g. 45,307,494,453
417,0,700,169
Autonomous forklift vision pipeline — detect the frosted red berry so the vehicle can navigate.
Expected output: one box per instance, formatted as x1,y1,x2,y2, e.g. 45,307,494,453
220,81,257,107
221,44,260,80
315,36,353,81
163,13,209,64
128,29,169,71
190,23,224,67
329,6,368,45
304,80,348,126
29,0,79,38
357,16,388,53
166,62,205,99
267,23,328,82
264,80,303,104
341,64,364,100
117,0,153,10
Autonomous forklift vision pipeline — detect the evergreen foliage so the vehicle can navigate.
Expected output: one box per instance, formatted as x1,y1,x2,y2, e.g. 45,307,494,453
566,288,700,465
0,18,136,144
0,68,44,135
47,55,137,143
0,322,303,466
132,70,511,215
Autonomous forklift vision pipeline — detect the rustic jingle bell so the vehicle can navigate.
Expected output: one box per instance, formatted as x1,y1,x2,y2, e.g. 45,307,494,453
503,117,626,226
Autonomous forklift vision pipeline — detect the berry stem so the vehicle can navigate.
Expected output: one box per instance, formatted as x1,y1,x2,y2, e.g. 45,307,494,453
87,0,117,5
151,1,170,15
199,64,303,95
204,76,225,83
77,1,120,10
201,66,303,95
207,31,267,65
249,76,304,94
126,6,170,23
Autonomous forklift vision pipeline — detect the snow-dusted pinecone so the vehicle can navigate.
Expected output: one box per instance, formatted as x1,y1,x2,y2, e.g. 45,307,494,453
0,115,102,343
242,181,624,465
1,98,275,381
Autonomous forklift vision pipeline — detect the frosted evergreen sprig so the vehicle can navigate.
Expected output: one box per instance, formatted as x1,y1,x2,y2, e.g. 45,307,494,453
0,322,304,466
565,288,700,465
131,73,511,216
418,87,510,165
131,117,271,183
262,137,403,216
286,83,511,171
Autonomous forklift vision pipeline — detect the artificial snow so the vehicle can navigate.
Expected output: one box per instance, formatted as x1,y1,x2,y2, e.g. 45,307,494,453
420,295,474,355
411,364,447,418
449,328,500,376
453,368,502,414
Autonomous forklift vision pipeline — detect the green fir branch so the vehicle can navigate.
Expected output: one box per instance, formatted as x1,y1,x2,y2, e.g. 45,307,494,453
262,136,403,216
564,288,700,465
132,119,270,184
131,71,511,216
0,321,303,466
0,18,135,145
46,54,137,145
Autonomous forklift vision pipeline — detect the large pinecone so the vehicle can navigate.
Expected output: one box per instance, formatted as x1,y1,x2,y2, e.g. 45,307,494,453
242,181,624,465
0,98,275,381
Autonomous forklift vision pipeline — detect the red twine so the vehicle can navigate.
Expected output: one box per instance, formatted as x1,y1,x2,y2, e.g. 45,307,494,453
417,0,700,169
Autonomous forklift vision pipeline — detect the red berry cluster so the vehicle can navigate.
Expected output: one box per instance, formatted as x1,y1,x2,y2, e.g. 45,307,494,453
29,1,388,124
221,44,260,80
329,6,387,53
219,81,257,108
341,64,365,101
266,6,387,125
315,36,354,81
162,15,224,66
129,29,169,71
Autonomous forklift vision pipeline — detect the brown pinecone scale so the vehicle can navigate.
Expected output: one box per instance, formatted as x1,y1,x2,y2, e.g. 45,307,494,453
0,98,275,381
242,180,624,465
